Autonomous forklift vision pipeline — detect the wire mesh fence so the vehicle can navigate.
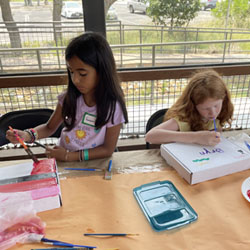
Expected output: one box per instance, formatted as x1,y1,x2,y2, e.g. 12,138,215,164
1,72,249,140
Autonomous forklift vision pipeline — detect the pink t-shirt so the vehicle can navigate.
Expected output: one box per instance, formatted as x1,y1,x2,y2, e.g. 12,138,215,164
57,93,125,152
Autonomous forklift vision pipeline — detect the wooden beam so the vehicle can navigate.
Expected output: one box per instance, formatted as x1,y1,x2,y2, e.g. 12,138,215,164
1,64,250,88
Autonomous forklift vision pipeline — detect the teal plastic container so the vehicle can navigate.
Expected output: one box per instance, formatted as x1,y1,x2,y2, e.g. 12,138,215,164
133,180,198,231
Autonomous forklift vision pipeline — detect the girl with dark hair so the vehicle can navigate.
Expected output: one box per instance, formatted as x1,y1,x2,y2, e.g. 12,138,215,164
6,32,128,161
145,70,234,146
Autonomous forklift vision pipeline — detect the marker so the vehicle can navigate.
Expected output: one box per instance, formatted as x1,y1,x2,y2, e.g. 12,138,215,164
213,118,219,138
108,159,112,172
213,118,217,132
104,160,113,180
244,141,250,151
64,168,103,172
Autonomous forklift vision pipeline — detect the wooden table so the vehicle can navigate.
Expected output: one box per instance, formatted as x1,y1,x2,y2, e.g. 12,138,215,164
1,149,250,250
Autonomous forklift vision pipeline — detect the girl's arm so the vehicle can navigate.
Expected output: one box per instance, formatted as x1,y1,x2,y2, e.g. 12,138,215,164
145,118,221,146
6,104,63,143
87,124,122,160
34,104,63,139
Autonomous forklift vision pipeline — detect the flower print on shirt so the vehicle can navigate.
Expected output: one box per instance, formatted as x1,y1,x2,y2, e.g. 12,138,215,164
65,135,70,144
75,129,87,140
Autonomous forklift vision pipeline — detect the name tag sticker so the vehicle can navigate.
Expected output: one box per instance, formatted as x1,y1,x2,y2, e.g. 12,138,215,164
82,112,96,127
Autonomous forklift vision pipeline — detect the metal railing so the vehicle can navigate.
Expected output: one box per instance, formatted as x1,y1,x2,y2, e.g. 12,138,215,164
1,39,250,73
1,22,250,73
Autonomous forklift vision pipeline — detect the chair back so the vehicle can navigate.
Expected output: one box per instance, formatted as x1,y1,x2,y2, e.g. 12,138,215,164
145,108,167,149
0,108,63,146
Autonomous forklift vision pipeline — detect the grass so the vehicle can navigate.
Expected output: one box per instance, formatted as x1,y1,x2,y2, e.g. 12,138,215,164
106,24,250,53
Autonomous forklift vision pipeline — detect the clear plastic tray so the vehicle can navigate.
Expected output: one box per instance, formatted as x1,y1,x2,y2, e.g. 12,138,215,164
133,180,198,231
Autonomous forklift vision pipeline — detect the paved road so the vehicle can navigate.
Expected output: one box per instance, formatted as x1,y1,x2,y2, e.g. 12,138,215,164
0,0,214,25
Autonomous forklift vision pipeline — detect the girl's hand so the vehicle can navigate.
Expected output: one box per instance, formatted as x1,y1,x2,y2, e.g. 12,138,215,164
45,145,69,162
6,129,31,144
195,131,221,146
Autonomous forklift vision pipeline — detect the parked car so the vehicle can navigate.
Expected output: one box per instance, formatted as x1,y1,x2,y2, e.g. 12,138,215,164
106,6,118,20
200,0,217,11
127,0,149,14
61,1,83,19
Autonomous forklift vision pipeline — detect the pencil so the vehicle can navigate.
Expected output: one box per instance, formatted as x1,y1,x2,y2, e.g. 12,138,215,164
64,168,103,172
83,233,139,237
9,126,39,163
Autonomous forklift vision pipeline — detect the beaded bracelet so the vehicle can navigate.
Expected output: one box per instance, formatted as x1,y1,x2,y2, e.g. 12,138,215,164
30,128,38,140
24,128,38,143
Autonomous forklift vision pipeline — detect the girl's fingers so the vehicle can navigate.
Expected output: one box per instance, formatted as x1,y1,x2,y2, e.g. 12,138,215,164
45,147,52,158
215,132,220,138
5,133,17,143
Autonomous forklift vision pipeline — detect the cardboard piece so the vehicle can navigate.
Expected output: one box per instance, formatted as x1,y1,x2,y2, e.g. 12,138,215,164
0,158,62,213
160,137,250,184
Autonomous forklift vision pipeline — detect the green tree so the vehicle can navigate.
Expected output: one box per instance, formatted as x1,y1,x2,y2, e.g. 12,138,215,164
147,0,200,29
212,0,250,28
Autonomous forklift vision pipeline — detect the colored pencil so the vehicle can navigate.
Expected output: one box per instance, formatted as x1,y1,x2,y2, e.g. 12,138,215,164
64,168,103,172
84,233,139,237
108,159,112,172
9,126,39,163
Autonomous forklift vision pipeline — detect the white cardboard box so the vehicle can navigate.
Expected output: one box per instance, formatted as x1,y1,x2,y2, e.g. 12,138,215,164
160,137,250,184
0,158,62,213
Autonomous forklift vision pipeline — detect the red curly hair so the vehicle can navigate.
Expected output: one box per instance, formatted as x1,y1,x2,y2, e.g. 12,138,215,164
164,69,234,131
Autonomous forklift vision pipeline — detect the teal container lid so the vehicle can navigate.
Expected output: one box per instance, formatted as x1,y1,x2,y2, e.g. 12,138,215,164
133,180,198,231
